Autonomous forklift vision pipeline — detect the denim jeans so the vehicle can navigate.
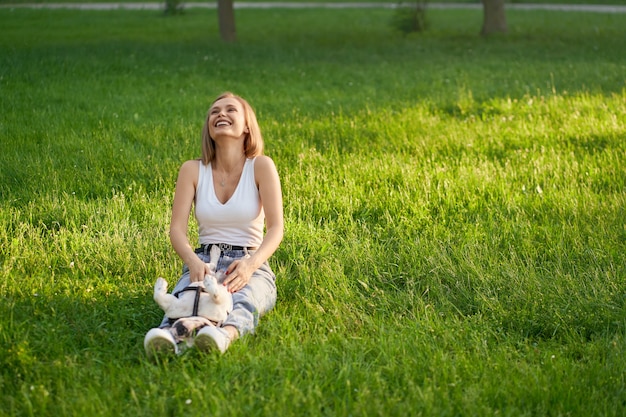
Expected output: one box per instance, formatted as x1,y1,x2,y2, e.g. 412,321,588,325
160,249,277,336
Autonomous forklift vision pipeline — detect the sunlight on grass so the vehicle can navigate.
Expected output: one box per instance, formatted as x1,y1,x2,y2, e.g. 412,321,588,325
1,6,625,417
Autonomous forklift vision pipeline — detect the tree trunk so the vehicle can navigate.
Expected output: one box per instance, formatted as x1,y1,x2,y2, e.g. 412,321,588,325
217,0,237,42
481,0,507,36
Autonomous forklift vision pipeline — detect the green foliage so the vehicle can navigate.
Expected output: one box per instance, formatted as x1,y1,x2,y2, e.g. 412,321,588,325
1,6,625,417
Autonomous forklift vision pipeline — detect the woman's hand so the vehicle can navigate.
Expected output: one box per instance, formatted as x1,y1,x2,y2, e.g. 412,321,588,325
188,258,213,283
223,257,255,293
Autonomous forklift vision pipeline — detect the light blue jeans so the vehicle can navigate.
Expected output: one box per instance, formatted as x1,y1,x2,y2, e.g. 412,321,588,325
160,248,277,337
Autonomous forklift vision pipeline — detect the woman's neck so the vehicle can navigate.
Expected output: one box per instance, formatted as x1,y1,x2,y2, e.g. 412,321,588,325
214,150,245,173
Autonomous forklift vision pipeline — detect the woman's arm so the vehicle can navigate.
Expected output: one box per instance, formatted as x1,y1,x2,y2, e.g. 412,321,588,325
252,155,284,267
169,160,211,282
223,155,284,292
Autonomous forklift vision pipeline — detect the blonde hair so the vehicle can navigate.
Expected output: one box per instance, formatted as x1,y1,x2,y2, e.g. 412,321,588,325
201,92,264,165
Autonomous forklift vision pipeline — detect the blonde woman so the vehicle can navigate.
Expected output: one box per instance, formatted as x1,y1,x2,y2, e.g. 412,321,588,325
144,92,283,355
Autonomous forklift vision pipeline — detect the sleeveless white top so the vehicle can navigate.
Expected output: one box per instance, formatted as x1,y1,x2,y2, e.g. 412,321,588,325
195,158,264,247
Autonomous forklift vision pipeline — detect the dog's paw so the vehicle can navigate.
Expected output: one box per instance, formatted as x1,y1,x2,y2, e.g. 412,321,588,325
203,273,218,291
209,245,221,264
206,262,217,275
154,277,168,294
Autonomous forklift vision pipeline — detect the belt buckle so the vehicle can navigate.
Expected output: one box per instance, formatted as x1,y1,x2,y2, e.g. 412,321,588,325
218,243,232,251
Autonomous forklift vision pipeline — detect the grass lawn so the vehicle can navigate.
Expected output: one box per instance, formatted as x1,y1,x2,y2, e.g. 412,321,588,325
1,5,625,417
2,1,626,5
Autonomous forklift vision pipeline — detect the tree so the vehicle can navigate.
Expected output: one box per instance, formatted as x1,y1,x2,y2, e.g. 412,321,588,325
215,1,507,41
218,0,237,42
481,0,507,36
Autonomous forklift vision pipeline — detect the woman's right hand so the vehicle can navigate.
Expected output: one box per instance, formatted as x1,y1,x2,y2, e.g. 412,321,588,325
188,258,212,283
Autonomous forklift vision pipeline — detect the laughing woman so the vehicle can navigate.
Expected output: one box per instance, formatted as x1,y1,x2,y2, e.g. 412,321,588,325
144,92,284,356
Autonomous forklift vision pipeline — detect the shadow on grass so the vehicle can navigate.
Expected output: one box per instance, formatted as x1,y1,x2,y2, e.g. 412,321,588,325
1,289,158,374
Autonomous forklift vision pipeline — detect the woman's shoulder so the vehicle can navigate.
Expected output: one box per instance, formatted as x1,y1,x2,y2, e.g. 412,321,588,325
253,155,279,186
252,155,276,170
178,159,202,179
180,158,202,169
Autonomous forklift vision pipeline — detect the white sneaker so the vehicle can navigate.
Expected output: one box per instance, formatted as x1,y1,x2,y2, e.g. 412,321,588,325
144,328,178,357
194,326,231,354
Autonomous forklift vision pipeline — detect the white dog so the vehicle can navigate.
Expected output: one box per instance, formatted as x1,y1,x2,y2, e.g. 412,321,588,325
153,245,233,345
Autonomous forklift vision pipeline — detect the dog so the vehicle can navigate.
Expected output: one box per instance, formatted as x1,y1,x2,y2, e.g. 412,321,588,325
153,245,233,345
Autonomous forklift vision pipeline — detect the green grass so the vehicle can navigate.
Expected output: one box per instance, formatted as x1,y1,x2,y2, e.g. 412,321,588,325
3,1,626,6
1,6,625,417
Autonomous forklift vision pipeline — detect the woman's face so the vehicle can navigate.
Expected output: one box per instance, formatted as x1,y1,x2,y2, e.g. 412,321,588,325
208,97,248,140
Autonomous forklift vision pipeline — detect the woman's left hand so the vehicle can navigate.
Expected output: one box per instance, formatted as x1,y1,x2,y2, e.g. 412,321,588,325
223,257,255,293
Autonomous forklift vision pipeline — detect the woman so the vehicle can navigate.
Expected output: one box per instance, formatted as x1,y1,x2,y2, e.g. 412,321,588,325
144,92,284,355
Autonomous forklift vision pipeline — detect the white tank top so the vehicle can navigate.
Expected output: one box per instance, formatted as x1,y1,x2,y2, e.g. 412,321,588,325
195,158,264,247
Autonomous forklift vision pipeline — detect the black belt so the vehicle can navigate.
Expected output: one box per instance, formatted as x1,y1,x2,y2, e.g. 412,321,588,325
195,243,257,254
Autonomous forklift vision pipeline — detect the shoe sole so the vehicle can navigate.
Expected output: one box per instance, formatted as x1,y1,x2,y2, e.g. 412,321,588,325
145,335,177,357
194,332,219,353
